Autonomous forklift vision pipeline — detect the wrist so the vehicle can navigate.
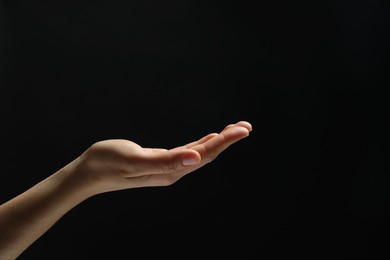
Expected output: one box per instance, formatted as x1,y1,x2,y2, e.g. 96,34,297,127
54,156,96,204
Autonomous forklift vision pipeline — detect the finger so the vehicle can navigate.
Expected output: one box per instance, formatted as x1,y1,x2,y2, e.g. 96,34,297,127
123,148,201,177
171,133,219,151
191,126,250,164
172,121,252,150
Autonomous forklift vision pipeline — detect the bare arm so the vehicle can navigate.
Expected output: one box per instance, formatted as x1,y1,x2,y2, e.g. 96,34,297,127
0,121,252,259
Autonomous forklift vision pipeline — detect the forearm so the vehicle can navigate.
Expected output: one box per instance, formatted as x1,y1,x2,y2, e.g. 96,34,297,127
0,163,90,259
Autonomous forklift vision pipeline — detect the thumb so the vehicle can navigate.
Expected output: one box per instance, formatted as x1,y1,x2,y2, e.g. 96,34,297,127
136,148,201,175
180,150,202,167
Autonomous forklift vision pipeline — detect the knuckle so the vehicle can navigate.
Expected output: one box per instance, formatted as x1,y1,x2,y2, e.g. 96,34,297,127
206,153,218,163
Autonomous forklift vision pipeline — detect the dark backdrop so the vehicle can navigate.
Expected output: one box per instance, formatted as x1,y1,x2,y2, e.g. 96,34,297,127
1,0,389,259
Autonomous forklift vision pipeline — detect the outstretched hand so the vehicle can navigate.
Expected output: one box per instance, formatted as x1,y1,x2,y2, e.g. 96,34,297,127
0,121,252,259
66,121,253,196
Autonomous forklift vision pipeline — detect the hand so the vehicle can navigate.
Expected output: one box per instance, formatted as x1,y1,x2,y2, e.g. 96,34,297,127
65,121,252,196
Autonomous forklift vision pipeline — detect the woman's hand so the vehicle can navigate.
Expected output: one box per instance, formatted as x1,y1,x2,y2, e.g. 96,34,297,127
67,121,252,196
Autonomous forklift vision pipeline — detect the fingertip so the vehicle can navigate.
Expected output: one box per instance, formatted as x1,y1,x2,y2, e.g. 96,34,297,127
236,121,252,132
237,126,250,137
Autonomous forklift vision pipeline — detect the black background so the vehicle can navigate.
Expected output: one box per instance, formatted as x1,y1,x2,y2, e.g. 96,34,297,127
1,0,389,259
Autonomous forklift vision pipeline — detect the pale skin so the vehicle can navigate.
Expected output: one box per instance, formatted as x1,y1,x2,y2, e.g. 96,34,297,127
0,121,252,259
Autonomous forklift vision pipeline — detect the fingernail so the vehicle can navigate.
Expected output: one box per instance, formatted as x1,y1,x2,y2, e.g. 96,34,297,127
182,156,199,166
